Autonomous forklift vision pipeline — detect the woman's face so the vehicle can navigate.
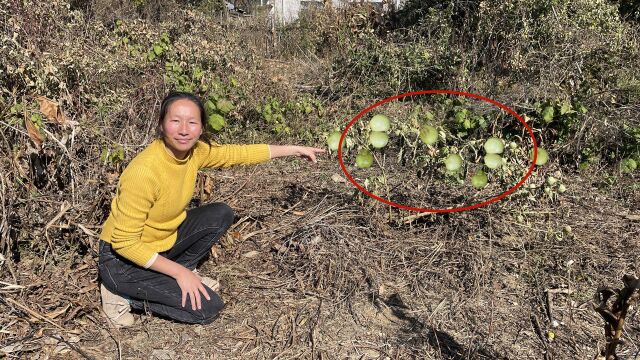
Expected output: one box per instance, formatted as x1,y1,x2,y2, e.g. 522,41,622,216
160,99,203,159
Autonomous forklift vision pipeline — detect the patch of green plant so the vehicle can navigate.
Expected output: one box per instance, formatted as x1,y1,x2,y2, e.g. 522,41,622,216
101,145,125,164
255,96,324,137
204,93,234,131
256,98,289,136
147,33,170,62
445,99,488,137
8,102,26,126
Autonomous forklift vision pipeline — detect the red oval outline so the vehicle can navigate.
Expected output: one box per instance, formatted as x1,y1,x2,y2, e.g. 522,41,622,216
337,90,538,213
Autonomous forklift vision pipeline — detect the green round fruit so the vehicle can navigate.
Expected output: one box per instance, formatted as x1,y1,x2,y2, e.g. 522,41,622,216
471,170,488,189
546,176,558,186
530,148,549,166
370,114,390,132
369,131,389,149
355,149,374,168
326,131,342,151
484,154,503,169
444,154,463,172
419,125,438,145
484,137,504,154
557,184,567,193
620,158,637,173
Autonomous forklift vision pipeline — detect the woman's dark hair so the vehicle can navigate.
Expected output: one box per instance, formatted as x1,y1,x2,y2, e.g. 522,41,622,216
157,91,213,144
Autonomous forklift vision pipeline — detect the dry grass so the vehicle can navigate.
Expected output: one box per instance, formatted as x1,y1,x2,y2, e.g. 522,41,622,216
1,158,639,358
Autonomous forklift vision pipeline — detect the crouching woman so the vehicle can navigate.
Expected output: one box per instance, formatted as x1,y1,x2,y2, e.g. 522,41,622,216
98,92,324,326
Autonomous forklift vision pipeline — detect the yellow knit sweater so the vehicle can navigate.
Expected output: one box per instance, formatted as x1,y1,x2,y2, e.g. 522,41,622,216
100,139,271,267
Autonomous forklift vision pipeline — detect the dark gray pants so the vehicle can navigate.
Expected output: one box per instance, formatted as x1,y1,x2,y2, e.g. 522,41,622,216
98,202,233,324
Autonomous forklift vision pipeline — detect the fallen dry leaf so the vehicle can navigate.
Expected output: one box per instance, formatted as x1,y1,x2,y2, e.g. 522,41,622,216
271,244,287,253
36,96,68,125
1,343,24,354
78,283,97,294
243,250,260,258
25,117,44,148
331,173,347,183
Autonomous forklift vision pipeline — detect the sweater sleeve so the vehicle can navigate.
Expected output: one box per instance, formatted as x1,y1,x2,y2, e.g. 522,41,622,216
195,141,271,169
108,165,159,267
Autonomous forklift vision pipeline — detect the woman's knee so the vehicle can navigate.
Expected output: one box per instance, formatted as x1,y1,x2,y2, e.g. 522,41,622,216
205,202,234,228
193,294,224,324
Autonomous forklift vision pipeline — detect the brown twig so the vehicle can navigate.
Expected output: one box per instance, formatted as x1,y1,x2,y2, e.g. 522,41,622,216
594,275,640,360
4,297,65,330
46,333,95,360
44,201,73,253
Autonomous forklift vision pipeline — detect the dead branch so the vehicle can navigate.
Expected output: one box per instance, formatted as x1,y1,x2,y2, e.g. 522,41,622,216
594,275,640,360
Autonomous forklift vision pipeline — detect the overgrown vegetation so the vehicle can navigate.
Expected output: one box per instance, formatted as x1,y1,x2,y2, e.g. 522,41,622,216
1,0,639,358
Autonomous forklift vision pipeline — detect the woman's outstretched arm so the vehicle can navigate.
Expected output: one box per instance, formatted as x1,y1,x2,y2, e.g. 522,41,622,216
268,145,325,163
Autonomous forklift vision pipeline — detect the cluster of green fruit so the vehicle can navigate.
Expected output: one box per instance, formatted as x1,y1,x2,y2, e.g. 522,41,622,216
544,175,567,195
445,135,550,189
326,114,392,168
326,112,553,190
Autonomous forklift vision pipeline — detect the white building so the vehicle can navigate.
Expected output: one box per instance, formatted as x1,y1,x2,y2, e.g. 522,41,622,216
253,0,405,24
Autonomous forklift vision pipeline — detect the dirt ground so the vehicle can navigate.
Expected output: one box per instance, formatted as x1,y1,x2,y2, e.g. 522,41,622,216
1,156,639,359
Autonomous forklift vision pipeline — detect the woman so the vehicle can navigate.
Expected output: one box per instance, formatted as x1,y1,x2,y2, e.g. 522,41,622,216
98,91,325,326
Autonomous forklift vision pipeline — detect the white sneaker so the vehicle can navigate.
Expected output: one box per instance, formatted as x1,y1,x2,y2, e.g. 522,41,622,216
193,269,221,292
101,284,135,327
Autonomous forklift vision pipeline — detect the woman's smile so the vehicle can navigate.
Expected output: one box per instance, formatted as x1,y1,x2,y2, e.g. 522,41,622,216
160,99,204,159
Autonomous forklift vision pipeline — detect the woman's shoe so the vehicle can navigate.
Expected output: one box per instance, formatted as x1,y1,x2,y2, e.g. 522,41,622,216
100,284,135,327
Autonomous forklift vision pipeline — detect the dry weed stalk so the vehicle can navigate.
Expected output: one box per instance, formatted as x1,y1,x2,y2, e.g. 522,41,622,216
594,274,640,360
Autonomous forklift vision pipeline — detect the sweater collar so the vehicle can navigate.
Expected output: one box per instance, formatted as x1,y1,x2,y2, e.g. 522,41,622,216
157,139,191,165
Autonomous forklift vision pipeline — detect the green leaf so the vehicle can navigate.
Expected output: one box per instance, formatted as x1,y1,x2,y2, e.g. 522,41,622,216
216,99,234,114
147,52,156,61
207,113,225,131
100,148,109,162
476,115,487,128
192,67,203,81
160,33,170,45
455,109,468,123
30,113,43,128
560,102,573,115
541,106,554,123
578,161,590,171
179,84,194,93
205,100,217,112
115,147,125,162
230,78,239,87
153,44,163,56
